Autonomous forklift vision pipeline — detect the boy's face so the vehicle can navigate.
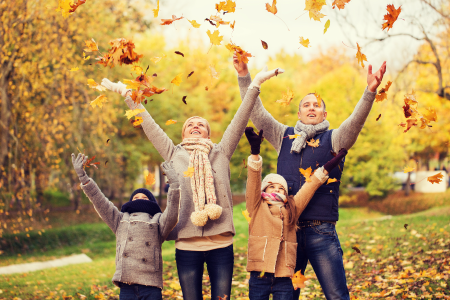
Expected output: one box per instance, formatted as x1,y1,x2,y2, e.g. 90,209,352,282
297,94,327,125
132,193,149,201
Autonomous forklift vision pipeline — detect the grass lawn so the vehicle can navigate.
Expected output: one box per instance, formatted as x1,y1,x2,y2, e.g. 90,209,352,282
1,204,449,299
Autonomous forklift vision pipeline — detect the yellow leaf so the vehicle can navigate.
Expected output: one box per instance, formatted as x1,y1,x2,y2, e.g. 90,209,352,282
289,134,301,139
299,37,310,48
216,0,236,13
327,178,338,184
153,0,159,17
324,19,330,33
145,172,156,186
165,119,177,125
123,79,141,90
70,67,79,71
84,38,98,52
132,116,143,127
403,166,415,173
265,0,277,14
87,79,107,91
90,95,108,108
171,73,183,86
292,270,307,290
300,167,313,182
125,108,145,119
307,138,320,147
314,92,322,107
242,209,251,223
207,30,223,46
188,19,201,28
356,43,367,68
184,167,195,177
427,172,443,184
304,0,326,21
423,107,437,122
276,88,294,106
132,65,143,74
150,54,167,64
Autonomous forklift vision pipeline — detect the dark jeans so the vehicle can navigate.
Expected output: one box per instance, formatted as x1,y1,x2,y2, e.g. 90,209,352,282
175,244,234,300
118,282,162,300
249,271,293,300
293,223,349,300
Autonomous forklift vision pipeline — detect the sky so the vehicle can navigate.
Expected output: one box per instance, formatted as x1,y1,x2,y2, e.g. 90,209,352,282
135,0,440,76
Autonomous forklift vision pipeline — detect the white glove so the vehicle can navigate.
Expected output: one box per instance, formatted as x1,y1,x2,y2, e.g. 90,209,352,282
101,78,131,97
249,66,285,90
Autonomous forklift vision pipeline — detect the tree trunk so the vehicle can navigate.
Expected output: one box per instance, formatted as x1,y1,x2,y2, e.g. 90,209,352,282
404,172,411,196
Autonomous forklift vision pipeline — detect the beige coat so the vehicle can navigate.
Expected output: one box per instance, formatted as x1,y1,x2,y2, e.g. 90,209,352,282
245,161,327,277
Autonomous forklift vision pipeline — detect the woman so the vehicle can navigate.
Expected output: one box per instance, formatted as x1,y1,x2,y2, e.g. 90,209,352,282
101,65,284,300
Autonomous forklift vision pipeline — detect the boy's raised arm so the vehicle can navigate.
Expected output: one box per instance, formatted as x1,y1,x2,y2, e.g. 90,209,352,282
158,161,181,242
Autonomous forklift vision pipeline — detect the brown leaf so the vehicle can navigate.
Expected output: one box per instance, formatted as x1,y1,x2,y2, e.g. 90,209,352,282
175,51,184,57
352,246,361,254
261,40,268,49
376,114,381,121
382,4,402,31
187,71,194,78
182,96,187,105
160,15,184,25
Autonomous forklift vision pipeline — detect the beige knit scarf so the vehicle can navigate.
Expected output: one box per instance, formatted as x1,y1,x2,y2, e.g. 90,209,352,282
181,138,222,226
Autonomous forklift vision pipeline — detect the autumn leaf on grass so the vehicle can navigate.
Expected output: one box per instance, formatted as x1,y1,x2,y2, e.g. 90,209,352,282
299,37,310,48
166,119,177,125
292,271,307,290
323,19,330,34
352,246,362,254
207,30,223,46
153,0,159,17
87,79,107,91
304,0,326,21
188,19,201,28
375,81,392,102
242,209,251,224
83,155,100,169
327,178,338,184
428,172,444,184
150,54,167,64
216,0,236,13
160,15,184,25
276,88,294,106
84,39,98,52
307,138,320,148
132,116,143,128
332,0,351,10
265,0,277,14
184,167,194,177
145,172,156,186
355,43,367,68
382,4,401,31
225,42,253,64
90,95,108,108
171,73,183,86
97,38,143,68
125,108,145,119
300,167,313,182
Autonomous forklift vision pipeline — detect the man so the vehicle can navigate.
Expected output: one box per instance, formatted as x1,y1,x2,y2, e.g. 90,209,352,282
234,55,386,300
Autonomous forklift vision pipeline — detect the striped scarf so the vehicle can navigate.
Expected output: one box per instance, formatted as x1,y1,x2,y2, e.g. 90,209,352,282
261,192,287,206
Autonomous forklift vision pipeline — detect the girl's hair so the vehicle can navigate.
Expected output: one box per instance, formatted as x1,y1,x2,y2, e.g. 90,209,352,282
285,195,298,230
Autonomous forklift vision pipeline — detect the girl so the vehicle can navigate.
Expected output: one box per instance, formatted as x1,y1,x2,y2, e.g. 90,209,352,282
243,127,347,300
100,65,284,300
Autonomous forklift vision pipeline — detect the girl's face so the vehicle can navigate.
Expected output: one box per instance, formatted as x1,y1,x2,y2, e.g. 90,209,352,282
132,193,149,201
264,183,286,195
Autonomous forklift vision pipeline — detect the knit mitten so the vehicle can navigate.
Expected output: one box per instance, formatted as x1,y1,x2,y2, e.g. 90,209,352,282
324,149,348,173
71,153,89,185
245,127,264,155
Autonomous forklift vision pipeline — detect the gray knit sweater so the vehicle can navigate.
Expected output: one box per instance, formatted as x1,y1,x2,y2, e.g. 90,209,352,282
237,73,377,153
80,177,180,289
124,87,261,240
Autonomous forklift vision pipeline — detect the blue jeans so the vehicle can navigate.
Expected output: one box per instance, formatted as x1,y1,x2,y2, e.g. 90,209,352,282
249,271,293,300
293,223,349,300
175,244,234,300
118,282,162,300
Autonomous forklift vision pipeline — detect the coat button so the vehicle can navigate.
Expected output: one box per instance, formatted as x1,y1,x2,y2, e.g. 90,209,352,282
129,237,133,241
142,258,147,262
145,242,150,246
123,253,127,257
149,224,153,229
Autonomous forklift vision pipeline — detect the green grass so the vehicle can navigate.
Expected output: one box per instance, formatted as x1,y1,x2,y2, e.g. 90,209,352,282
1,204,449,299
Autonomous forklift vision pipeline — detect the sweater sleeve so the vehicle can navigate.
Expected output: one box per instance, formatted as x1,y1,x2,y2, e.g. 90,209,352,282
293,167,328,219
218,87,261,160
238,73,288,154
124,96,176,161
245,155,263,217
80,177,123,234
158,186,181,242
331,87,376,153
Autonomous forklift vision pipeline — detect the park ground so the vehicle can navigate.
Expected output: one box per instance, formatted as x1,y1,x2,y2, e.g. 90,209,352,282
1,191,450,300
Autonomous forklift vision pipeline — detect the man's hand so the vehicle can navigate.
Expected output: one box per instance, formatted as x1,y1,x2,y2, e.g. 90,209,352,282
233,52,249,77
367,61,387,93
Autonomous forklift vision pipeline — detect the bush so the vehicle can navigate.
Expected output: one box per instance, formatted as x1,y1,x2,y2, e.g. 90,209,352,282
43,189,71,207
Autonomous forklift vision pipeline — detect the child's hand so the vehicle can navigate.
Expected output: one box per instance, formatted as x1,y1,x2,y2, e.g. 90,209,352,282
71,153,89,184
323,149,347,174
161,161,180,189
245,127,264,155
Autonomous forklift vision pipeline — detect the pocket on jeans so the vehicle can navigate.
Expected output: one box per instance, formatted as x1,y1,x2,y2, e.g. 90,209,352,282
247,236,268,262
284,241,298,268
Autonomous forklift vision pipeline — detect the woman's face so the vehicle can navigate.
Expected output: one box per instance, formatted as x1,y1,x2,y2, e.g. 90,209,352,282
264,183,286,195
183,118,210,139
132,193,149,201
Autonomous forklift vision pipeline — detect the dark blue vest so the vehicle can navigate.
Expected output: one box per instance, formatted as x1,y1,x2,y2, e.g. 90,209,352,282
277,127,344,221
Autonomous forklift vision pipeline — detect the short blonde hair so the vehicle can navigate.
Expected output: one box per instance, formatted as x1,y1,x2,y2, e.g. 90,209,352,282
181,116,211,139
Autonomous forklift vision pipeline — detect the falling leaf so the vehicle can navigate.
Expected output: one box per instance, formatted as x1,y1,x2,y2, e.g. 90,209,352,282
352,246,362,254
427,172,443,184
84,39,98,52
225,42,253,64
265,0,277,15
230,20,235,29
153,0,159,17
123,79,141,90
376,114,381,121
90,95,108,108
323,19,330,33
216,0,236,13
355,43,367,68
87,79,107,91
166,119,177,125
292,271,307,290
423,107,437,122
132,116,143,127
260,270,265,277
210,65,220,79
188,19,201,28
146,172,156,186
68,0,86,13
205,18,217,26
150,54,167,64
288,134,301,139
307,138,320,148
327,178,338,184
160,15,184,25
132,65,143,74
404,224,408,229
205,86,209,91
175,51,184,57
207,30,223,45
187,71,194,78
57,0,86,17
403,166,415,173
375,81,392,102
70,67,79,71
299,37,310,48
314,92,322,107
304,0,326,21
332,0,351,10
171,73,183,86
83,155,100,169
182,96,187,105
184,167,195,177
106,139,110,144
125,108,145,119
105,160,108,166
96,38,143,68
382,4,401,31
210,15,230,27
276,88,294,106
83,52,90,60
242,209,251,223
300,167,313,182
261,40,268,50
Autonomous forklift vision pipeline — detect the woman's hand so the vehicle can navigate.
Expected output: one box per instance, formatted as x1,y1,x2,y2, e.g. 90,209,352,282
161,161,180,189
101,78,131,97
367,61,387,93
249,66,284,90
71,153,89,184
244,127,264,155
233,52,249,77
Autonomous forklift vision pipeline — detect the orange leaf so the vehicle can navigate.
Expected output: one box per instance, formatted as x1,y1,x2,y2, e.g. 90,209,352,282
332,0,351,10
265,0,277,14
382,4,401,32
230,20,235,29
276,88,294,106
183,167,194,177
84,39,98,52
292,270,307,290
375,81,392,102
307,138,320,148
225,42,253,64
145,172,156,186
96,38,143,68
69,0,86,13
166,119,177,125
300,167,313,182
216,0,236,13
314,92,322,107
160,15,183,25
427,172,443,184
355,43,367,68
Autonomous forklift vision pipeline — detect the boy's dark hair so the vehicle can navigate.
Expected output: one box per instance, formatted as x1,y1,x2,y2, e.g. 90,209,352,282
298,93,327,112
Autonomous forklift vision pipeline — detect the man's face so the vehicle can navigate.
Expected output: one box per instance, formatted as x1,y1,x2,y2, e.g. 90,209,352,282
297,94,327,125
183,118,210,139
